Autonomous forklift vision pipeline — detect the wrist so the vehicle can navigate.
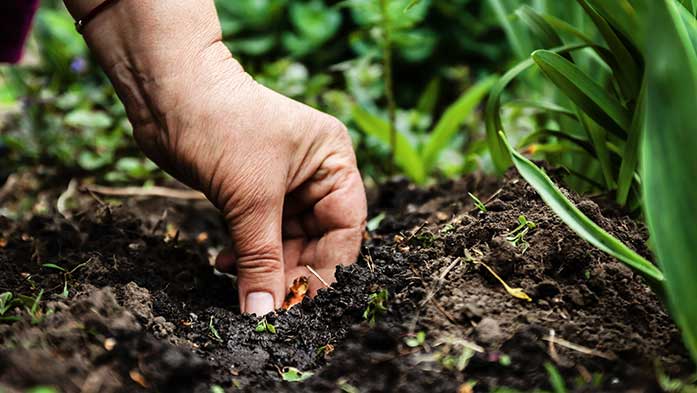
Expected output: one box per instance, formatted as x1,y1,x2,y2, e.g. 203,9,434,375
65,0,231,79
64,0,246,127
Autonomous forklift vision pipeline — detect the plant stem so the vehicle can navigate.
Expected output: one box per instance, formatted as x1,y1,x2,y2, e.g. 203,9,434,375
379,0,397,174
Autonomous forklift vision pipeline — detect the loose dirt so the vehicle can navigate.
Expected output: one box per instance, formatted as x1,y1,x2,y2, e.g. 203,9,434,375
0,169,690,392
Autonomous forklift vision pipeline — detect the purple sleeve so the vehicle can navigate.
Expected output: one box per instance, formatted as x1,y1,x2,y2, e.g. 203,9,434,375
0,0,41,64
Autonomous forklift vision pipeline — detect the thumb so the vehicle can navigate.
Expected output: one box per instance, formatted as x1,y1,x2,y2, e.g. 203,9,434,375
226,196,286,316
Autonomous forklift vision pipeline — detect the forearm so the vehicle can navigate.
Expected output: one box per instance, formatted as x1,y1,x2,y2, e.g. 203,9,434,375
62,0,244,129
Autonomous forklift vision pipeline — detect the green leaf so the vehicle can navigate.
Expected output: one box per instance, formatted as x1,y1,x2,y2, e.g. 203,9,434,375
642,0,697,363
42,263,66,272
367,212,386,231
352,105,426,183
532,50,631,137
585,0,641,48
281,366,314,382
487,0,531,60
515,6,563,49
416,77,441,117
64,110,112,130
504,100,576,120
616,78,646,206
544,362,568,393
498,131,664,286
576,111,615,189
577,0,640,99
421,76,496,171
485,44,587,173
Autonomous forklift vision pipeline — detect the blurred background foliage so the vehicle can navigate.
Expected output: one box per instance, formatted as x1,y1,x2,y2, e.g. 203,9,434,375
0,0,515,186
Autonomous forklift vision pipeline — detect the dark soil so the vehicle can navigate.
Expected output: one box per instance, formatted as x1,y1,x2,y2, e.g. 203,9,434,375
0,169,691,393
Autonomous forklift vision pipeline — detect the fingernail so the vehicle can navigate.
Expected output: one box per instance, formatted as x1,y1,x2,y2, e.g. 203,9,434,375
245,292,274,316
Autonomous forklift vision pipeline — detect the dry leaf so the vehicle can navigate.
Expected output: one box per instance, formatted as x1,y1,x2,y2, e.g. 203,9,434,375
129,370,150,388
282,276,309,310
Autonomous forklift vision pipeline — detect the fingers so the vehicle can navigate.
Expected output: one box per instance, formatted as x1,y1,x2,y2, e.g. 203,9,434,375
225,194,286,316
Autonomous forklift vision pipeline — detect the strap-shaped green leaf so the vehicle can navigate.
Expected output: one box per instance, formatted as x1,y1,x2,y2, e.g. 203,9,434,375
498,131,664,287
422,76,496,172
643,0,697,363
577,0,641,100
485,44,587,174
616,78,646,206
516,5,563,49
585,0,641,48
352,105,426,183
532,50,631,137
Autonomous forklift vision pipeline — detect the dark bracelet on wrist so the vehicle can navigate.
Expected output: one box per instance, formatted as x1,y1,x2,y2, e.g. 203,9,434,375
75,0,121,34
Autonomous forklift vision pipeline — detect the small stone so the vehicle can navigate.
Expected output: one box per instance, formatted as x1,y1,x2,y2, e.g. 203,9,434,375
475,317,503,345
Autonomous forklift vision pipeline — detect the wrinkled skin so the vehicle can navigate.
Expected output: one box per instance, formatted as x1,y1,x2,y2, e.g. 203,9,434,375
65,0,367,315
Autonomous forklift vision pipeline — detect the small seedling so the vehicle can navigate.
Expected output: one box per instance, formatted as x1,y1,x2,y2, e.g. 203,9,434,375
405,331,426,348
280,366,313,382
440,347,475,371
255,318,277,334
42,261,89,298
210,385,225,393
363,288,388,327
506,215,537,253
367,212,386,231
338,380,360,393
439,223,455,235
0,292,15,315
544,362,568,393
208,316,222,342
27,289,44,325
468,192,488,213
499,354,512,367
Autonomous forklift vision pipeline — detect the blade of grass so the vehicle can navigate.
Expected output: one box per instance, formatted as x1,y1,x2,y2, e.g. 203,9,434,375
642,0,697,363
498,130,664,286
421,76,496,171
352,105,426,183
416,77,440,117
532,50,631,137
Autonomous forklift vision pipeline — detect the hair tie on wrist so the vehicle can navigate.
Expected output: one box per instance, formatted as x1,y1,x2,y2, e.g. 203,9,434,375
75,0,122,34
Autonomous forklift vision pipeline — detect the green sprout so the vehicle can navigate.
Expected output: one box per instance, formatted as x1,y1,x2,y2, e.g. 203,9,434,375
468,192,488,213
27,289,45,325
255,318,277,334
544,362,567,393
405,331,426,348
0,292,16,316
0,292,21,322
208,316,222,342
280,366,313,382
506,215,537,253
363,288,389,327
209,385,225,393
42,261,89,298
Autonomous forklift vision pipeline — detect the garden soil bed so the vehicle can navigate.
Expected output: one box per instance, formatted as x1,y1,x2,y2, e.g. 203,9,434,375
0,169,690,392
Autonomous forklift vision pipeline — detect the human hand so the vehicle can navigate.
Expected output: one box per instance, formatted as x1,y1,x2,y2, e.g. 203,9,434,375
66,0,367,316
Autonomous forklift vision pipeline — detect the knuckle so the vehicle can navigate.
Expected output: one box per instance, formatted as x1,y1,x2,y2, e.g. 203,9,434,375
236,253,282,276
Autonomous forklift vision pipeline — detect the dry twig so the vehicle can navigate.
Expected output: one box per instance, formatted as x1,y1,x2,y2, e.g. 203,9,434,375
82,184,206,200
